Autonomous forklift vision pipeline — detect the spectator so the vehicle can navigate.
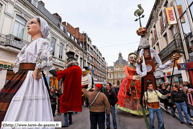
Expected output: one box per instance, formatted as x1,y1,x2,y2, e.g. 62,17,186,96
166,85,176,117
183,81,192,89
63,111,73,127
179,84,184,91
115,86,120,95
85,84,111,129
159,84,169,110
187,88,193,118
50,87,57,117
171,84,193,125
101,84,106,94
105,83,118,129
56,87,62,115
144,83,169,129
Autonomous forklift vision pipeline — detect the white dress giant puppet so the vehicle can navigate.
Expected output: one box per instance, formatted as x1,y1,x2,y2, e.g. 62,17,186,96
0,16,54,127
81,66,93,107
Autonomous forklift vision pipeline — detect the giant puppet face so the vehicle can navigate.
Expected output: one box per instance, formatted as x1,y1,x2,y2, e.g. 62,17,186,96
136,27,146,36
82,70,88,77
128,54,137,65
27,18,41,37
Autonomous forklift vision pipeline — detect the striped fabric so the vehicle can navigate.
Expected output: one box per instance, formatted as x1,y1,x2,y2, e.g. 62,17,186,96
0,70,28,126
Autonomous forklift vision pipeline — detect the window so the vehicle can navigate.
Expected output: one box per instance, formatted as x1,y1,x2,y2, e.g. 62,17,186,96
164,33,168,44
117,74,118,77
60,25,63,30
84,60,86,66
156,43,160,53
170,26,175,38
32,0,38,7
59,43,63,59
75,55,78,61
164,1,170,8
80,58,82,68
161,12,166,27
87,44,89,51
0,4,2,11
51,38,56,56
13,16,26,39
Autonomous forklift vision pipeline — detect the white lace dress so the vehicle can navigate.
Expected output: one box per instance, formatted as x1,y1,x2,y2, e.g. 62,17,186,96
2,38,54,128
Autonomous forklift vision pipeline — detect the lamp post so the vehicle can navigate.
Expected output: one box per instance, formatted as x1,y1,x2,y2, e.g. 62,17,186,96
83,31,84,67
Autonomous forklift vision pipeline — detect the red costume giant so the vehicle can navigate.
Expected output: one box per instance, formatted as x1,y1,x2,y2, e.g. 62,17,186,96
57,65,82,113
49,51,83,114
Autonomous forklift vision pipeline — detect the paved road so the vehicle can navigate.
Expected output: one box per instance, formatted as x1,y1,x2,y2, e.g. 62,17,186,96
54,106,192,129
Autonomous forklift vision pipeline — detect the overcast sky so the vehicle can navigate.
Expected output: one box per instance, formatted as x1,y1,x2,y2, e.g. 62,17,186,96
42,0,155,66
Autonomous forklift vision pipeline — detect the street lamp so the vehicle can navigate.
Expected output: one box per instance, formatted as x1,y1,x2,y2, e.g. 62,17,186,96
83,31,84,67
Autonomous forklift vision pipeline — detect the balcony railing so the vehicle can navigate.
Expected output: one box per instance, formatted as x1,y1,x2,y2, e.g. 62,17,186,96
0,34,30,50
159,33,183,61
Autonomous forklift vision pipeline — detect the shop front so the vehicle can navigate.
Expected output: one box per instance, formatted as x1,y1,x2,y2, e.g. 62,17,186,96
0,61,14,89
178,61,193,86
165,68,183,84
154,70,165,85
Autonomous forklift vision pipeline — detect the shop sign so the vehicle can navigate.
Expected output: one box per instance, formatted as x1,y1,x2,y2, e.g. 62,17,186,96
166,7,177,25
177,5,185,23
91,70,94,74
177,63,187,70
0,63,14,70
167,72,172,76
186,61,193,70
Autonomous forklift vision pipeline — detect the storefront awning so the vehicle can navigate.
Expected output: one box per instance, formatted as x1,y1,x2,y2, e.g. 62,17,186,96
166,69,181,76
154,70,164,78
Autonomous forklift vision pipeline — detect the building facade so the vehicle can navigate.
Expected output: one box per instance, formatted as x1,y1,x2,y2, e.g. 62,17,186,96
108,53,128,86
145,0,193,85
0,0,107,89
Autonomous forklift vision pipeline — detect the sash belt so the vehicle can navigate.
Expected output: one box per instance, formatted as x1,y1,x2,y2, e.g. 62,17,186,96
19,63,36,70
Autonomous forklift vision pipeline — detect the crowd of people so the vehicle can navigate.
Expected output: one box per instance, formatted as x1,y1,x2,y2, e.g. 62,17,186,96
0,15,193,129
157,81,193,125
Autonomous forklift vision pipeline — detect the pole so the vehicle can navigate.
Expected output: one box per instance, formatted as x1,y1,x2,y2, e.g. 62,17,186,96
83,31,84,67
139,17,142,27
170,60,176,87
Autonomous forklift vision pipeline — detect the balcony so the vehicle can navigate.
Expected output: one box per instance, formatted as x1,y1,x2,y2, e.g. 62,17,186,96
0,34,29,50
94,70,98,75
159,35,183,61
94,61,97,67
93,53,97,60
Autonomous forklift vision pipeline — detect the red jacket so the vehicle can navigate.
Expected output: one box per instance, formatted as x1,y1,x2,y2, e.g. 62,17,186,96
57,65,82,113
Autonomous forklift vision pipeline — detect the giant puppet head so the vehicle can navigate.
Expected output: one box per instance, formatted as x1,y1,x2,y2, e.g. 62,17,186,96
64,51,78,68
82,66,91,77
136,27,146,36
128,52,138,65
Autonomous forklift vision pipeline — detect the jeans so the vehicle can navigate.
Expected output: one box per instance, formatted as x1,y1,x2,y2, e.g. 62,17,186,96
64,112,72,126
90,111,105,129
106,106,117,128
170,106,176,116
149,107,163,129
175,102,191,123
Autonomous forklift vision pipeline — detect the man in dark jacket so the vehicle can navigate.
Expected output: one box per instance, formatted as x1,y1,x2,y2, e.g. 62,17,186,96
105,83,118,129
171,84,192,125
50,87,57,117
